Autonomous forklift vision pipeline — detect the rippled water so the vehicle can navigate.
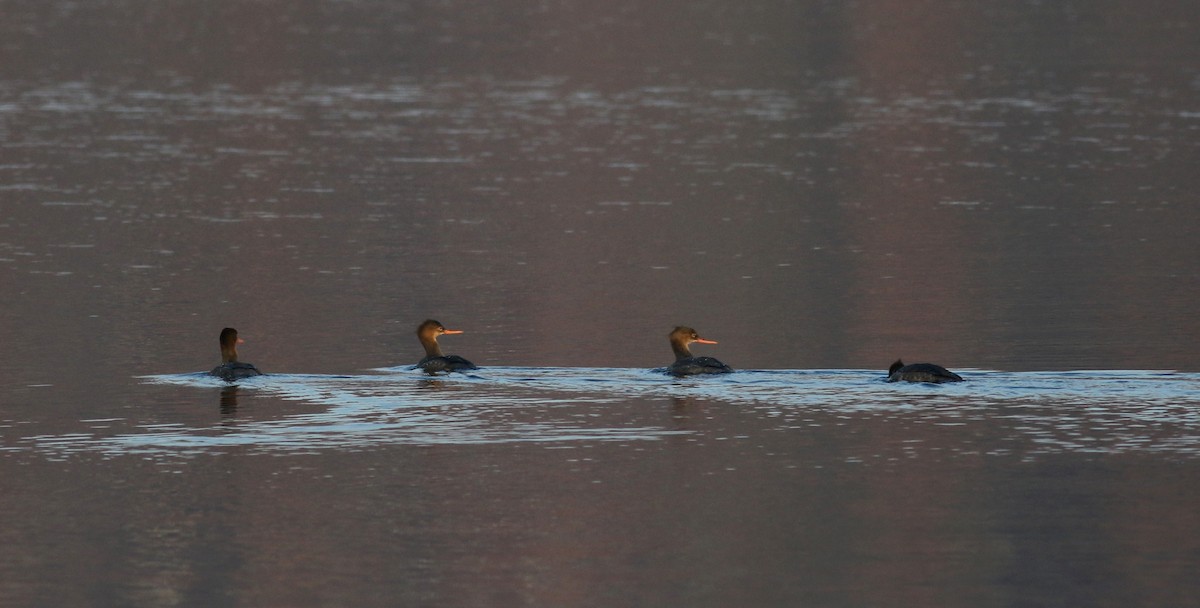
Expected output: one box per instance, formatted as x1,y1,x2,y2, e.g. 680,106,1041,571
6,367,1200,605
15,368,1199,461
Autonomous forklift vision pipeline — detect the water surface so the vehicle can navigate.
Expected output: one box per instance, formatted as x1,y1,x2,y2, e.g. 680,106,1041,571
2,0,1199,605
5,367,1200,606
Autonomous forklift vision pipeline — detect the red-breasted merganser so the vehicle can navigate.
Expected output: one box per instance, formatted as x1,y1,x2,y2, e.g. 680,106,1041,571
887,359,962,383
666,326,733,376
210,327,264,381
416,319,477,373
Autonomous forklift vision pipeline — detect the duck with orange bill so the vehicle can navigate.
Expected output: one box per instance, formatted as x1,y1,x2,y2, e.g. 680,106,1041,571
210,327,264,381
665,326,733,376
416,319,477,374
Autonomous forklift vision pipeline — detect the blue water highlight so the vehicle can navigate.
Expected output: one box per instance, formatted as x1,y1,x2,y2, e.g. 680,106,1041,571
17,367,1200,459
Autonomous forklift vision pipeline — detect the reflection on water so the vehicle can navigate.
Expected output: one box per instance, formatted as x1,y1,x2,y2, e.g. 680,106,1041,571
17,368,1200,461
218,386,240,420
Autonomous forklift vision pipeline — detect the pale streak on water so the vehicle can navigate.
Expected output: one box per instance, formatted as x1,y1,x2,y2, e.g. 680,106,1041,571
17,369,1200,461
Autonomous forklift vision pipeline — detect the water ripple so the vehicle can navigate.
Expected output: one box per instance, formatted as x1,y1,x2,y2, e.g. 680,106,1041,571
20,368,1200,460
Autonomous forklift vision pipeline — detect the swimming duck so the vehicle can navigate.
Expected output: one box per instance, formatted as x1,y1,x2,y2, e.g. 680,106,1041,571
416,319,477,373
666,326,733,376
887,359,962,383
210,327,263,381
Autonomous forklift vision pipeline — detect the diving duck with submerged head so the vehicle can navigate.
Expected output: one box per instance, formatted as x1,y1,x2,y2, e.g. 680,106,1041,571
887,359,962,383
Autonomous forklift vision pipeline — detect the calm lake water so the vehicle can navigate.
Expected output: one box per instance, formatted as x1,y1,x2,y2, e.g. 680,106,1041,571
2,0,1199,606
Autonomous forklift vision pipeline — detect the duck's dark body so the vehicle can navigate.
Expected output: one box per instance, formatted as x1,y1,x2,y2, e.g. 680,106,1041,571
668,356,733,376
418,354,477,374
887,359,962,383
665,326,732,377
211,361,264,381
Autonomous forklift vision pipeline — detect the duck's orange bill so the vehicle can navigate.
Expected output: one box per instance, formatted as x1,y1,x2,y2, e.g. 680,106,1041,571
443,329,464,334
695,338,718,344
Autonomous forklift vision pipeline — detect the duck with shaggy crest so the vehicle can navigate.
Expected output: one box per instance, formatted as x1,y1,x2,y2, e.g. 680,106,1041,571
665,326,732,376
416,319,477,373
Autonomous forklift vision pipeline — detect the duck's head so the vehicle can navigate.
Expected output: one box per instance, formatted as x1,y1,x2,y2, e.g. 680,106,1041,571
219,327,245,362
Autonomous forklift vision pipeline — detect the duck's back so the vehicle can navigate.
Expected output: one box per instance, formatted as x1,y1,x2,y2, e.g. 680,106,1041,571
668,356,733,377
211,362,263,381
418,355,477,374
888,362,962,383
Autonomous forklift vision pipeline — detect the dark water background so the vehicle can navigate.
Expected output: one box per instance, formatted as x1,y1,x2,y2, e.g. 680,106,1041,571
2,1,1199,606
